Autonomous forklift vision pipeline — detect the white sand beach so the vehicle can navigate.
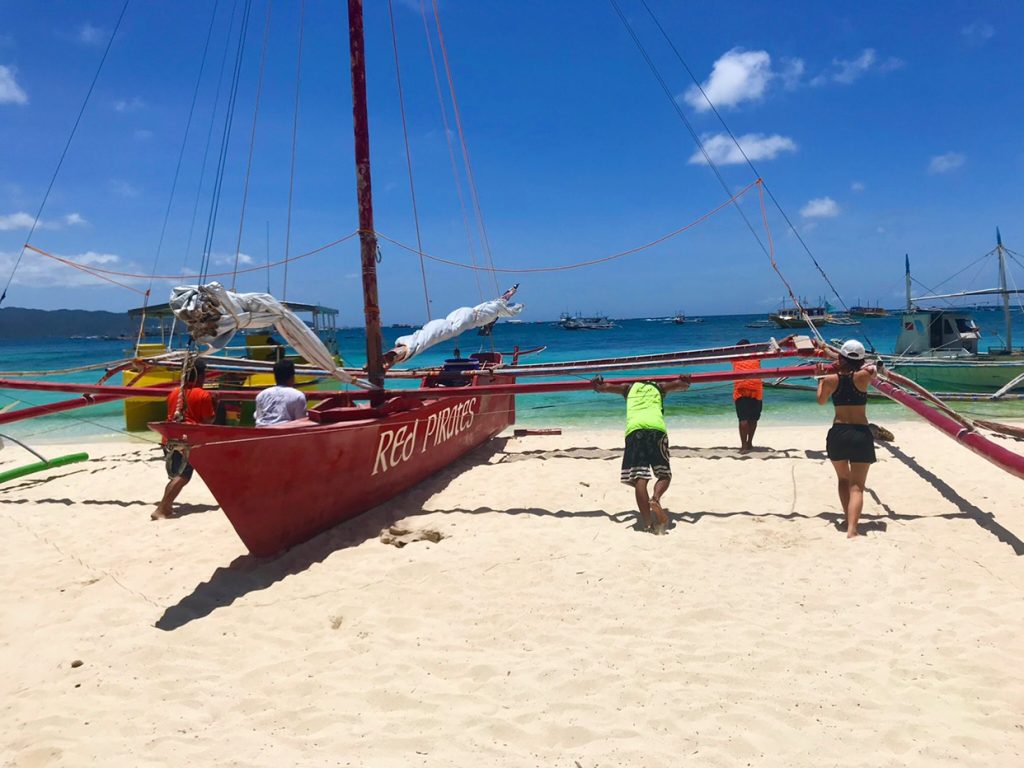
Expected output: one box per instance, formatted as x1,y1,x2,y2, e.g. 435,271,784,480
1,419,1022,766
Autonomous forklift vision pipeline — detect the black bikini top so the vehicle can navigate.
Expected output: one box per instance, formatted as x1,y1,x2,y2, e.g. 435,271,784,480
832,372,868,407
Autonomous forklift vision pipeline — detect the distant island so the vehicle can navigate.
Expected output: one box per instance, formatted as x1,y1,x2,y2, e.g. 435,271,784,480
0,307,156,339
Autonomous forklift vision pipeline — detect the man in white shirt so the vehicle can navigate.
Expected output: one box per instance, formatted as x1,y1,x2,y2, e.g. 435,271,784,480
255,359,307,426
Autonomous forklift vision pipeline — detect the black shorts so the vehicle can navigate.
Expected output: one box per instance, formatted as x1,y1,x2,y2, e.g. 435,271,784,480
826,424,876,464
621,429,671,485
163,445,194,480
735,396,763,422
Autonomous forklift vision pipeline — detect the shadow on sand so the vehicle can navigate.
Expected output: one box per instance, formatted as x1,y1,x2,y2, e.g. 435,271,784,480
155,436,1023,630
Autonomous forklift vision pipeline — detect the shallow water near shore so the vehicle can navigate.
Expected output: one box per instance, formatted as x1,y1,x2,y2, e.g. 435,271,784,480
4,311,1024,443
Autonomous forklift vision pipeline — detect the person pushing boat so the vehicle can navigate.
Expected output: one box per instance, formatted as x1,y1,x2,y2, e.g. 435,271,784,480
153,360,217,520
591,374,691,534
815,339,878,538
731,339,763,454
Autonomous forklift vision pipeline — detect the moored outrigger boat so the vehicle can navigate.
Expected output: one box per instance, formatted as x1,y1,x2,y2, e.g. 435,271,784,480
2,0,1023,562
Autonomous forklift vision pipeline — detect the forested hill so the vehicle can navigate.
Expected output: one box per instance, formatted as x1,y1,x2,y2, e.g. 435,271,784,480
1,307,137,338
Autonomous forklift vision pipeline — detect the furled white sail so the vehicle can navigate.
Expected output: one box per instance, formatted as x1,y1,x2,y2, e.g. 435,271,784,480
169,282,354,383
386,296,525,366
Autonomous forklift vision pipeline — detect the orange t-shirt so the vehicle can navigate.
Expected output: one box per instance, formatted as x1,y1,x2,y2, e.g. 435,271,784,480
166,386,216,424
732,359,763,400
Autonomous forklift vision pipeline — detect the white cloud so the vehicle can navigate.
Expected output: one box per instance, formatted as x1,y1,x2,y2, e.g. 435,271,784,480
811,48,903,86
0,248,141,288
779,58,805,90
114,97,144,113
78,23,104,46
0,212,36,230
928,152,966,174
0,65,28,105
683,49,774,112
962,21,994,45
688,132,797,166
110,179,140,198
0,210,89,230
851,181,866,192
211,251,255,267
800,197,840,219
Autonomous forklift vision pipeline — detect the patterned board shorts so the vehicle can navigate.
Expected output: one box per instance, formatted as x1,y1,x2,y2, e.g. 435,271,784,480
621,428,672,485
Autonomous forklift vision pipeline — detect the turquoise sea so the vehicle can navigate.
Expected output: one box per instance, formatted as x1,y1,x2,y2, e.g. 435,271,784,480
3,311,1024,444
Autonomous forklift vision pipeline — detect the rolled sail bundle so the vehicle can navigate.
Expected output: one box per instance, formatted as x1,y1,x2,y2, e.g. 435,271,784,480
169,282,354,383
384,287,525,367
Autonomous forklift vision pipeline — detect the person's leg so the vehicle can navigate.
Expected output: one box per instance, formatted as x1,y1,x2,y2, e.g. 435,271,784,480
738,420,750,452
830,460,851,522
747,417,758,449
633,478,652,530
153,475,189,520
846,463,870,538
649,475,671,533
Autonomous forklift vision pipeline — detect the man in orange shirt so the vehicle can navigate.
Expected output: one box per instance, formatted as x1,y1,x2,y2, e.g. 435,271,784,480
731,339,763,454
153,359,217,520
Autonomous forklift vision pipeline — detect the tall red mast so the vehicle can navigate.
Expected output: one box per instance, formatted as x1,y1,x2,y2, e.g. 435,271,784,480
347,0,384,389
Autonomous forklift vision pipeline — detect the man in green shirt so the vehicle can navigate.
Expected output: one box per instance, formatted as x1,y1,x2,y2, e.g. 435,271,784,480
591,375,691,534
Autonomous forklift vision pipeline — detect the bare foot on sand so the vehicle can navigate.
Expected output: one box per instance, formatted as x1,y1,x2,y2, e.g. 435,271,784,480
649,498,668,534
151,507,173,521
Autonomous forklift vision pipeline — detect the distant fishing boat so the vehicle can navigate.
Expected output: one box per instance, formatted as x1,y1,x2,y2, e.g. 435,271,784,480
560,313,615,330
769,303,829,328
849,302,889,318
885,234,1024,394
672,311,703,325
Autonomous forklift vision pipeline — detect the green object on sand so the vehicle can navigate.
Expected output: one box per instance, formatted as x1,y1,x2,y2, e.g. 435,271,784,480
0,452,90,484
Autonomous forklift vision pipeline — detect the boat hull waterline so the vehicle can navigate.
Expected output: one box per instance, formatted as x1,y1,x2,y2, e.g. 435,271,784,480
152,382,514,556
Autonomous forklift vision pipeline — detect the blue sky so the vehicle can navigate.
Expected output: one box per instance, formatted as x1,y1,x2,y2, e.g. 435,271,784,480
1,0,1022,324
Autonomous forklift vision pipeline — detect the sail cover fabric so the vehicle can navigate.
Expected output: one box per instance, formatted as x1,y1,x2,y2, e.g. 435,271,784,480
169,282,354,383
388,297,525,365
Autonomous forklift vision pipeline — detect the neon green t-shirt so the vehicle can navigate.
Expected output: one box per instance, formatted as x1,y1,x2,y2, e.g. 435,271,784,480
625,382,666,436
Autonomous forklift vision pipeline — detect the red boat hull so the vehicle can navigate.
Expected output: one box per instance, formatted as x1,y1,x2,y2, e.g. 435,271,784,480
152,379,514,556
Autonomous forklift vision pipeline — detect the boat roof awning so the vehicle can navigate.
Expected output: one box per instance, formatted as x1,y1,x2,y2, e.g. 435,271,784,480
127,301,338,319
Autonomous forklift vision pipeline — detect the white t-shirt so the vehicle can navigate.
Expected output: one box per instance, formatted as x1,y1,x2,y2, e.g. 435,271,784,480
255,385,307,426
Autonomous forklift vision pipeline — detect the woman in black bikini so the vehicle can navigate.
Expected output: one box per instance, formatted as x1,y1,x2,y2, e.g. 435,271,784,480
815,339,877,538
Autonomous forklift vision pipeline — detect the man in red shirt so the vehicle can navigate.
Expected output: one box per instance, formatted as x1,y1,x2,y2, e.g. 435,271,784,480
153,360,217,520
731,339,764,454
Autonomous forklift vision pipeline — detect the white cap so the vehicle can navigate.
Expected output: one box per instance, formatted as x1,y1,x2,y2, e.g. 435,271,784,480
839,339,866,360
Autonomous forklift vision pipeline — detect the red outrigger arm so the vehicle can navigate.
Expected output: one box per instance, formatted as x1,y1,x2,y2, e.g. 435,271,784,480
0,363,818,416
872,378,1024,481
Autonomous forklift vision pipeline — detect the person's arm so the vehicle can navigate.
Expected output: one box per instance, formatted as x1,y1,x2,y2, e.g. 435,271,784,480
201,391,218,425
815,363,837,405
659,374,692,394
854,364,878,390
813,339,840,361
590,376,630,396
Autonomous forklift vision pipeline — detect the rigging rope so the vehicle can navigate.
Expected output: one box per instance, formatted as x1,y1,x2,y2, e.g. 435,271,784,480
630,0,868,347
430,0,502,296
231,0,274,290
282,0,306,301
388,0,432,320
375,178,759,273
140,0,222,354
419,0,483,301
23,231,357,283
198,0,255,283
0,0,131,307
181,0,240,278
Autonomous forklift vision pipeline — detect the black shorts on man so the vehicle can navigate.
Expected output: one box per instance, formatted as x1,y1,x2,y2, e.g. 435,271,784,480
621,428,671,485
163,445,195,480
826,423,876,463
734,396,762,422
